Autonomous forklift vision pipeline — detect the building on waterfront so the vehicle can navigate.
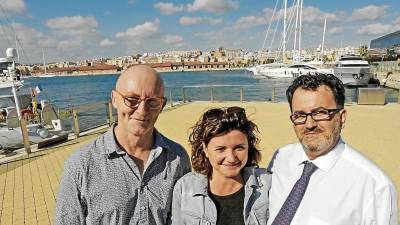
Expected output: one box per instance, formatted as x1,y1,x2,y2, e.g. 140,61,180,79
370,30,400,49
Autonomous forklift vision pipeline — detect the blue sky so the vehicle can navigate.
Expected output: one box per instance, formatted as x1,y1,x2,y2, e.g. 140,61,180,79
0,0,399,63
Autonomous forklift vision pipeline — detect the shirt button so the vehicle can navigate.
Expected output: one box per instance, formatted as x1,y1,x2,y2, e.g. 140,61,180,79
140,206,146,210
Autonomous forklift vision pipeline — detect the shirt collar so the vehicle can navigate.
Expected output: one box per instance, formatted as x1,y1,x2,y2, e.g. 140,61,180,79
101,125,168,158
298,138,345,172
191,173,209,196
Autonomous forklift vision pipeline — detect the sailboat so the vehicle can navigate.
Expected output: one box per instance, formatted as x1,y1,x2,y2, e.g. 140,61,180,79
36,49,56,78
248,0,333,79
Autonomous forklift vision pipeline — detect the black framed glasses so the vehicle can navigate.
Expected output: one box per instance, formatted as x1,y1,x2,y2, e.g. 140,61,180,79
203,106,246,120
114,90,166,110
290,108,342,125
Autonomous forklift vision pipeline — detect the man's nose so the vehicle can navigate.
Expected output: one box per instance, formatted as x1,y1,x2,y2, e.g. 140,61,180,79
304,114,317,129
135,99,149,114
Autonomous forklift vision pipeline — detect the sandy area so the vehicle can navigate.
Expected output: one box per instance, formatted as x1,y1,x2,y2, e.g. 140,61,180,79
156,101,400,216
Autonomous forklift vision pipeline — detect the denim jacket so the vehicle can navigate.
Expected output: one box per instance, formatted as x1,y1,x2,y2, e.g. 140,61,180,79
171,167,271,225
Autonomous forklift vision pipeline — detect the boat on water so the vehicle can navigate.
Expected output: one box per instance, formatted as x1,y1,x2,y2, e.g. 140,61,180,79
0,48,70,152
333,55,378,86
250,63,333,79
0,57,24,88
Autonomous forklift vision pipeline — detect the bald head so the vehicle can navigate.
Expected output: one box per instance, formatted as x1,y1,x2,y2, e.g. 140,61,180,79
116,65,164,96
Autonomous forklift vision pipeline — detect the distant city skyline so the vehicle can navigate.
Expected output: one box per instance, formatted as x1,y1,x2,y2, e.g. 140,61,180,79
0,0,399,63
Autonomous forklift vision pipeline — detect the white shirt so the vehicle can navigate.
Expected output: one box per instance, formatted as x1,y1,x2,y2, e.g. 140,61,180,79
267,139,398,225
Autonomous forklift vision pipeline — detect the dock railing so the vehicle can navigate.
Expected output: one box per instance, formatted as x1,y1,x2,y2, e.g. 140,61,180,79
4,84,399,154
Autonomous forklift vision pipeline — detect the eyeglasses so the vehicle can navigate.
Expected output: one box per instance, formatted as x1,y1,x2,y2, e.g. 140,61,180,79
113,90,166,110
203,106,246,120
290,108,342,125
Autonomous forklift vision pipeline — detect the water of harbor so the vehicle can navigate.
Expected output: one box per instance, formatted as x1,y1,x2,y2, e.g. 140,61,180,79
2,70,398,131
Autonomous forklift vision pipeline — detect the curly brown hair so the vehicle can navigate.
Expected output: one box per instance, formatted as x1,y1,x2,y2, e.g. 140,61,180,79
189,107,261,176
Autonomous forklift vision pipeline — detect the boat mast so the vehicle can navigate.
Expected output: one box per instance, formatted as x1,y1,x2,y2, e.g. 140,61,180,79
298,0,303,62
42,49,47,75
321,17,326,60
14,35,20,62
293,0,300,63
283,0,287,61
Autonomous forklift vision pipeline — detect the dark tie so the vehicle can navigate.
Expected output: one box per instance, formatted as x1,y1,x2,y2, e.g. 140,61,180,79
271,161,318,225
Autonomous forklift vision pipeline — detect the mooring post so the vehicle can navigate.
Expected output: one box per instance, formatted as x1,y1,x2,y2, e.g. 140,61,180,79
169,90,173,107
240,88,244,102
272,87,276,102
182,87,186,103
20,118,31,154
108,101,114,127
72,109,80,138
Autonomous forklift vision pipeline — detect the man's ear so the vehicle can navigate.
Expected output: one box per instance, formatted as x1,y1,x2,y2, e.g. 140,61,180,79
111,90,118,109
340,108,347,129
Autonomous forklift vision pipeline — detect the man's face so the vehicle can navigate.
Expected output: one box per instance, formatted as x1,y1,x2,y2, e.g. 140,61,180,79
112,78,165,138
291,85,346,159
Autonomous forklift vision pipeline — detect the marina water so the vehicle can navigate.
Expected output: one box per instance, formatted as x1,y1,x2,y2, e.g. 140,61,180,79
3,70,398,131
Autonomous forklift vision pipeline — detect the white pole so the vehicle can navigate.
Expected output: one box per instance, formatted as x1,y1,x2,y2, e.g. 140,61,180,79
321,17,326,60
9,61,22,118
298,0,303,62
283,0,287,61
14,35,20,62
293,0,300,63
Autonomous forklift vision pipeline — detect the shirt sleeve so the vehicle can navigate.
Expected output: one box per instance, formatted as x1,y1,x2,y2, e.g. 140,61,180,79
55,159,87,225
364,183,398,225
170,178,183,225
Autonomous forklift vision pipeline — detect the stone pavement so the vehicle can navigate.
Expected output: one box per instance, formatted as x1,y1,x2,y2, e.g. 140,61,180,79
0,102,399,224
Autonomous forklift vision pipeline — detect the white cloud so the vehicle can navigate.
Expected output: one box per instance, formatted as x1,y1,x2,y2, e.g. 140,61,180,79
262,6,338,27
187,0,239,14
300,6,338,25
356,23,393,36
327,26,345,35
0,0,27,15
154,2,184,15
394,16,400,28
100,39,116,47
116,19,160,40
179,16,222,25
234,16,266,29
47,16,98,30
163,35,186,47
351,5,388,21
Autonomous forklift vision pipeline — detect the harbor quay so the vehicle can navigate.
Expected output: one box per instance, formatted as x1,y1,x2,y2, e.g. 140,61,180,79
0,101,399,224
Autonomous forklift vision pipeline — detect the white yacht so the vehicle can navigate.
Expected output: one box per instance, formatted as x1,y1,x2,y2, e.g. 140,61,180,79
0,58,23,88
255,64,333,79
333,55,374,86
0,48,69,152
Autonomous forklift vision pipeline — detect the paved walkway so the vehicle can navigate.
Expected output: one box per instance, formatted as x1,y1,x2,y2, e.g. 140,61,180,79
0,102,399,224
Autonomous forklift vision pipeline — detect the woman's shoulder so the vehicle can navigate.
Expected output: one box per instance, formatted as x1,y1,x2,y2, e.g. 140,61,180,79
175,171,207,189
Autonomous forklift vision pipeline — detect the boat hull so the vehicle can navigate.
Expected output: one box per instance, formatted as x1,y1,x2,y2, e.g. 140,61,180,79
333,67,372,86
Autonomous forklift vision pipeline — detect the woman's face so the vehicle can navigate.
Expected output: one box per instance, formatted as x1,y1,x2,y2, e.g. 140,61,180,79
205,129,249,180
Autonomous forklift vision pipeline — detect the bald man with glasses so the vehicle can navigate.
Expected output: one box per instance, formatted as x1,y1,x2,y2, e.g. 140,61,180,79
56,65,191,225
267,74,397,225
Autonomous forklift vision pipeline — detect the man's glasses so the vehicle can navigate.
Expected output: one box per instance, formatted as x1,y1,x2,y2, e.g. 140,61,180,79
203,106,246,120
290,108,342,125
114,90,166,110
